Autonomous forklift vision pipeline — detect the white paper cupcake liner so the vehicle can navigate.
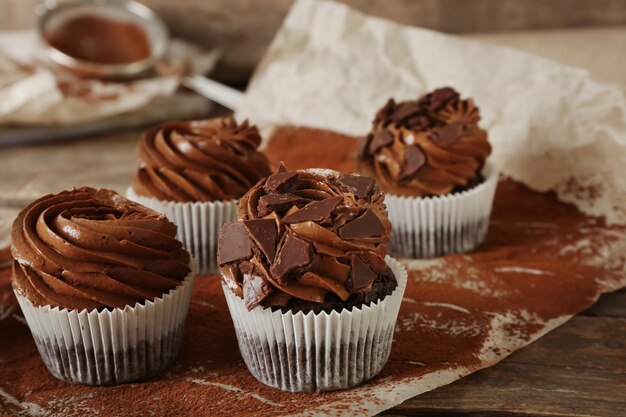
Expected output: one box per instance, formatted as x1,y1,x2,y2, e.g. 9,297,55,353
15,261,197,386
127,188,237,274
221,256,407,393
386,161,499,259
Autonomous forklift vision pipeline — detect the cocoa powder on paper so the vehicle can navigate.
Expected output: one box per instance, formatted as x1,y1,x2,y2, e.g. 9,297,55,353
0,126,624,416
264,126,360,174
56,79,121,102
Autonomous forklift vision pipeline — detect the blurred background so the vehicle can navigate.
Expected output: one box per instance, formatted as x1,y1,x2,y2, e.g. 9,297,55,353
3,0,626,86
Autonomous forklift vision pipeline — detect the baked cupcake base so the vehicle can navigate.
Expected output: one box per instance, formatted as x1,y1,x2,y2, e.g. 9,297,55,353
386,161,499,259
127,188,237,274
221,256,407,393
15,261,197,386
31,327,185,386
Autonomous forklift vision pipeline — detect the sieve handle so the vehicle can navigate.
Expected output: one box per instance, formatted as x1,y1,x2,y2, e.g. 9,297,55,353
183,75,245,111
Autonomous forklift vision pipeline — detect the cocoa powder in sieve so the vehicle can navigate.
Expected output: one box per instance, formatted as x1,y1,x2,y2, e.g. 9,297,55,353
45,14,151,65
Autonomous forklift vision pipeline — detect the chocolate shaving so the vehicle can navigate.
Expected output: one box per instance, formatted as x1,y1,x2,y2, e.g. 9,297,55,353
270,233,313,281
257,194,309,217
264,171,298,193
371,88,462,135
431,122,464,148
407,115,431,131
338,209,386,239
368,130,394,154
398,145,426,182
349,255,378,290
243,219,278,262
282,196,343,224
338,175,375,200
240,261,272,310
217,222,252,266
428,87,460,111
390,102,421,125
276,162,288,173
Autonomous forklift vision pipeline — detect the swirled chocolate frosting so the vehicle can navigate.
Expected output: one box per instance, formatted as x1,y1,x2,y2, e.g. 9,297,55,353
217,166,397,313
132,116,272,202
11,187,191,311
358,87,492,197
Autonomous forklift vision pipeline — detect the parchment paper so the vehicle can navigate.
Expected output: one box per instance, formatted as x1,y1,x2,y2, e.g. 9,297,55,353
0,140,625,417
238,0,626,226
0,31,219,126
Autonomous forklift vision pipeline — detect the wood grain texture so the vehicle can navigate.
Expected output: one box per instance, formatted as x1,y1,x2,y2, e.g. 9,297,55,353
381,313,626,417
583,289,626,318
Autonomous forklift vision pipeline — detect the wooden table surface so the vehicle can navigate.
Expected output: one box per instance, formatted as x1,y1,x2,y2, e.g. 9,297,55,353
386,291,626,416
1,27,625,417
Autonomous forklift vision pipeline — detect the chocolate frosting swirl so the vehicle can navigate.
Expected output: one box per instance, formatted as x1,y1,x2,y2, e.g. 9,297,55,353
358,87,492,197
11,187,191,311
132,116,272,202
217,167,397,312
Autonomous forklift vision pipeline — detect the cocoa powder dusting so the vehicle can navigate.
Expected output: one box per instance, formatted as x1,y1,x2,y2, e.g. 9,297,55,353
1,127,625,416
264,126,360,173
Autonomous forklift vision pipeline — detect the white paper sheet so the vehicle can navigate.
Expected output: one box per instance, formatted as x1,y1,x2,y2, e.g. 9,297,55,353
238,0,626,225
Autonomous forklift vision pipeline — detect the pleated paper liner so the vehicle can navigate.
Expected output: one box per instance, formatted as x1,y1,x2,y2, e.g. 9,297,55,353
15,260,197,386
386,161,499,259
222,256,408,393
126,188,237,274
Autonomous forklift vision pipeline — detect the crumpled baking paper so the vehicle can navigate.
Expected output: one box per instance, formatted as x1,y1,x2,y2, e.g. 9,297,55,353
238,0,626,225
0,31,219,126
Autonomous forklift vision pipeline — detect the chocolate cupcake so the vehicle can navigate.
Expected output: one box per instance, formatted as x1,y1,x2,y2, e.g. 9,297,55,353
127,116,272,274
11,187,196,385
358,87,499,258
217,167,407,392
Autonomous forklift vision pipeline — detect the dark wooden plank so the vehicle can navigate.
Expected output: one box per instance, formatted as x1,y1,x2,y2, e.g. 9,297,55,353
384,316,626,417
385,362,624,417
502,316,626,370
7,0,626,33
582,291,626,318
383,412,572,417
